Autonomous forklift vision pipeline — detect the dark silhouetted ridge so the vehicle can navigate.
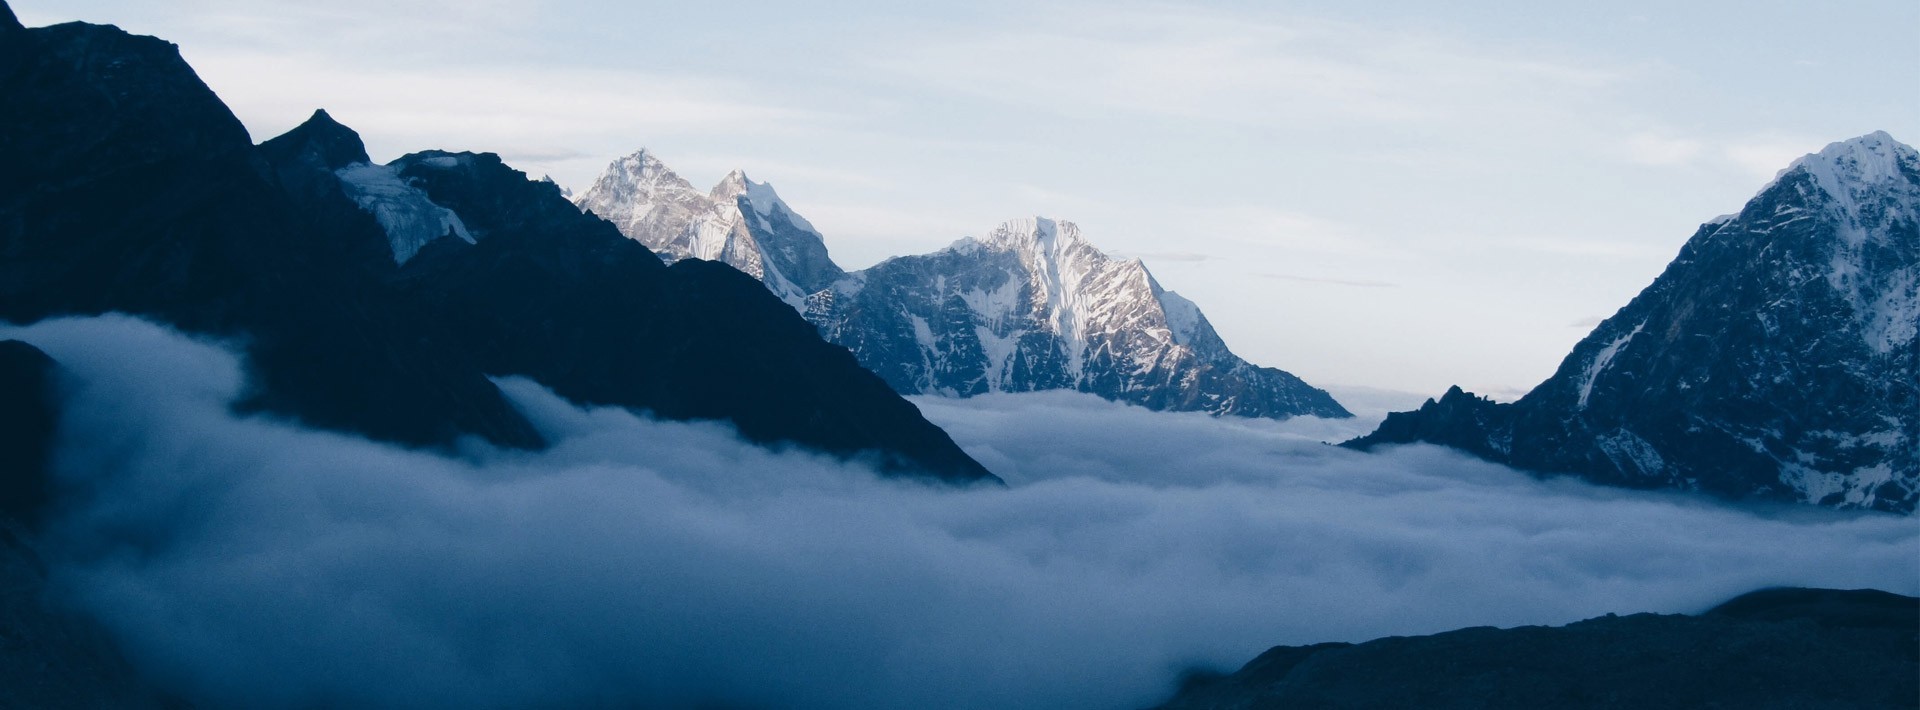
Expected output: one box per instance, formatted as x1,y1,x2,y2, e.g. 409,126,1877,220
1153,587,1920,710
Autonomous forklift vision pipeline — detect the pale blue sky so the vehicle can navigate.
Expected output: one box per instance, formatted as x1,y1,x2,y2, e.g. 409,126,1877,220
19,0,1918,397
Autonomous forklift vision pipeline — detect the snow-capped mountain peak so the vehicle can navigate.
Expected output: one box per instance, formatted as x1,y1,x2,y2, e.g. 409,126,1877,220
611,148,694,192
1348,132,1918,512
707,170,822,236
1763,131,1918,242
983,216,1091,251
809,215,1350,419
574,152,1347,420
574,149,711,253
1774,131,1916,198
709,168,752,201
575,150,845,309
1748,132,1920,354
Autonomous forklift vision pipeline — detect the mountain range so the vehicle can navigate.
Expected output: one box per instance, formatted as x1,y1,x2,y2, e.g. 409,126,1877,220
0,2,1914,707
0,9,994,484
575,151,1351,419
1347,132,1919,513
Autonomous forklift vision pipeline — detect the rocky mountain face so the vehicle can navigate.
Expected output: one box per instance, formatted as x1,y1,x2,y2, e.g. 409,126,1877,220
811,217,1350,418
578,156,1349,420
0,12,994,484
1153,588,1920,710
1348,133,1919,512
573,150,845,309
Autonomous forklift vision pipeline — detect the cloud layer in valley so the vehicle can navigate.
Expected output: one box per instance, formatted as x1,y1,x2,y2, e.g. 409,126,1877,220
8,315,1916,710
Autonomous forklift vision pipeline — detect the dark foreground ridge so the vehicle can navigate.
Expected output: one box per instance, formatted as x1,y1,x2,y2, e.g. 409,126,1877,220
1153,587,1920,710
0,340,58,526
0,342,177,707
0,5,995,484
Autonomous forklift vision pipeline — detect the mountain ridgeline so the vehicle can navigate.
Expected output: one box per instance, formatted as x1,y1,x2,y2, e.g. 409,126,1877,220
0,12,994,484
575,152,1351,420
1347,133,1919,513
1154,587,1920,710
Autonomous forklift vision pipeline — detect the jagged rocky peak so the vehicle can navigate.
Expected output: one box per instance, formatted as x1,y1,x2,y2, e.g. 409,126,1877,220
986,215,1083,247
1775,131,1919,211
574,148,705,256
576,152,1343,419
708,168,824,235
1345,131,1918,512
1769,131,1919,355
710,168,752,201
574,149,844,308
808,215,1351,420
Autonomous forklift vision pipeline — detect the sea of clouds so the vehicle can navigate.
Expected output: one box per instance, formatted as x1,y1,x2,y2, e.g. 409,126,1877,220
7,315,1916,710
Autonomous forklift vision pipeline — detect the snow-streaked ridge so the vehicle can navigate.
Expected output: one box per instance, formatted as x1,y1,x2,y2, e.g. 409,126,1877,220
810,214,1349,418
1577,322,1643,410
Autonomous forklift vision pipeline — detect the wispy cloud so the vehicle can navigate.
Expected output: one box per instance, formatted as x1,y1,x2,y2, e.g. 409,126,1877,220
1621,132,1707,166
1113,251,1214,263
1721,137,1823,180
1497,236,1672,260
866,4,1621,128
1259,272,1398,288
1606,129,1828,182
1191,205,1416,261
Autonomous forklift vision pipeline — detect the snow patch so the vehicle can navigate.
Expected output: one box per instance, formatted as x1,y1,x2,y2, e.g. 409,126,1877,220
1158,291,1203,347
1577,322,1644,409
1595,428,1666,478
333,163,476,264
975,326,1021,391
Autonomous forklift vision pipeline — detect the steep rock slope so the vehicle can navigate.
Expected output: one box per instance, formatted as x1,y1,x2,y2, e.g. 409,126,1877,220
0,11,543,449
1347,133,1919,512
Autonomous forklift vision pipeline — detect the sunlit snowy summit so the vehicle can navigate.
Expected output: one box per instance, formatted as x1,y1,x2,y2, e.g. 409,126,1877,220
577,152,1349,420
1349,132,1920,512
